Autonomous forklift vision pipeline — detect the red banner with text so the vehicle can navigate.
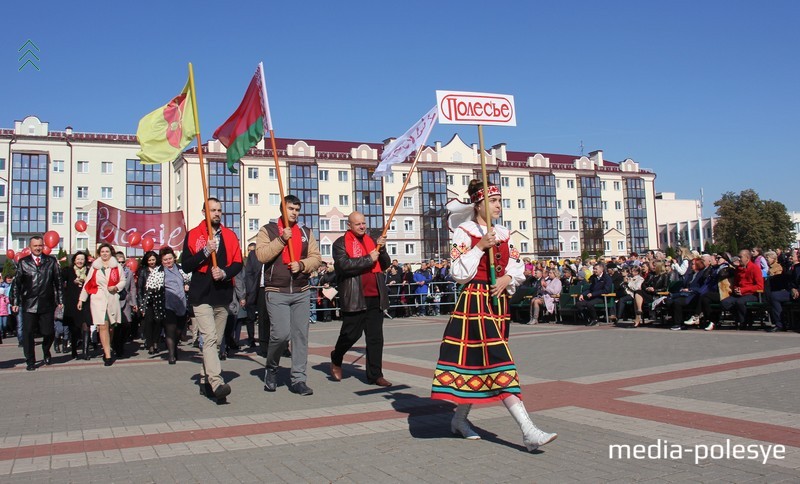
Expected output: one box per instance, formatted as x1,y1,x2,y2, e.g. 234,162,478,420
96,202,187,251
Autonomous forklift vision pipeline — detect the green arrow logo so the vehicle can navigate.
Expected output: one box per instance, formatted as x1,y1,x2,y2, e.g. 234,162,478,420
18,39,40,71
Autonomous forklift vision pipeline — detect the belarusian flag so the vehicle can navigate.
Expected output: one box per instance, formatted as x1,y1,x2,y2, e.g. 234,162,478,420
136,78,198,164
213,62,272,173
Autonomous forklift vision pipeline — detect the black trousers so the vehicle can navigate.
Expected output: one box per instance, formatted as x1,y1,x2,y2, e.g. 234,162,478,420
22,311,55,365
331,297,385,382
671,296,698,323
111,311,130,357
576,297,604,321
256,287,271,353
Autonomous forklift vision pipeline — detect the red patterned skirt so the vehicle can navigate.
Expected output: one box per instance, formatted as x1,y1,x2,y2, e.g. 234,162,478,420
431,281,521,404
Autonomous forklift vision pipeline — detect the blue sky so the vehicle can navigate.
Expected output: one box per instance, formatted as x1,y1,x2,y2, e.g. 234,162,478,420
3,1,797,216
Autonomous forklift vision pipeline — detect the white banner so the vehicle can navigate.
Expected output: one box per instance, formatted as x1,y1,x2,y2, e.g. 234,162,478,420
373,106,438,179
435,90,516,126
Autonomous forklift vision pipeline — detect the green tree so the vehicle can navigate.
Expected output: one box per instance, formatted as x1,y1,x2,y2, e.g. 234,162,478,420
2,259,15,278
713,189,794,251
57,248,68,268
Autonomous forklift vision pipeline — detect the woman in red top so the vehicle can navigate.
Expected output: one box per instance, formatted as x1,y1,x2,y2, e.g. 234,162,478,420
431,180,557,452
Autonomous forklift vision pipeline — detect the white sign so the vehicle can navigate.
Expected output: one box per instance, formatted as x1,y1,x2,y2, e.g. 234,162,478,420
436,90,516,126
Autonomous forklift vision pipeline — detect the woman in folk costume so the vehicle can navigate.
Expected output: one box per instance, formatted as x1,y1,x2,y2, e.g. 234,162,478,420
78,243,126,366
431,179,557,451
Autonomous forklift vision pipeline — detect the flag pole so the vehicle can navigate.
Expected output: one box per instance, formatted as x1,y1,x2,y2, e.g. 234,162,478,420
378,143,428,246
477,125,497,303
188,62,217,267
258,62,295,262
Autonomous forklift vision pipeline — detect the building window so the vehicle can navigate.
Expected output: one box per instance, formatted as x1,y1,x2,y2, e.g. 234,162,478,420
517,199,526,209
501,176,509,187
11,153,48,235
339,195,349,206
616,221,624,230
385,196,395,207
501,199,511,209
446,175,454,185
600,181,607,191
531,174,559,256
0,237,4,251
339,219,348,231
320,244,332,257
402,173,407,183
389,220,397,231
618,241,625,251
387,243,398,256
126,159,162,215
556,179,561,188
269,193,280,206
567,179,575,189
52,212,64,224
403,196,413,208
404,243,415,255
614,181,621,191
520,242,528,252
101,161,113,174
76,237,88,250
568,200,575,209
603,221,609,230
248,219,260,231
461,175,470,185
77,187,89,199
571,241,579,251
76,211,89,223
557,199,562,209
569,221,577,230
338,170,348,182
248,167,259,179
320,194,330,206
101,187,113,199
207,160,242,238
578,176,604,255
77,160,89,173
604,241,611,251
519,221,527,230
52,160,64,172
504,221,512,230
602,201,608,210
558,221,563,230
0,185,5,197
268,167,277,180
248,193,259,205
54,186,65,198
320,219,330,231
319,170,329,181
354,167,384,234
420,169,448,259
289,163,320,240
0,211,4,224
615,201,622,210
385,172,394,184
404,219,414,231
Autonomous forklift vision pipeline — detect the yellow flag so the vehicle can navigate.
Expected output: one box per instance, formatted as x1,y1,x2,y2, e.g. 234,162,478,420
136,79,198,164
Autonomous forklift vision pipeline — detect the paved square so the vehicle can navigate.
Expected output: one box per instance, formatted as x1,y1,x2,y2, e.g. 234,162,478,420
0,319,797,482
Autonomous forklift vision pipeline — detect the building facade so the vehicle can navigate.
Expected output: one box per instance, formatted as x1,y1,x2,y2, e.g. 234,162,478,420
2,116,659,263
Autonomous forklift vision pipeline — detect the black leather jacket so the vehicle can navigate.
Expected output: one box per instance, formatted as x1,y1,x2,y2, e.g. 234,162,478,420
332,235,390,312
12,254,64,313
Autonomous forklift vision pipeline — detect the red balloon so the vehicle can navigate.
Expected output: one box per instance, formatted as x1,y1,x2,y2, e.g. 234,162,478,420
125,257,139,273
141,237,155,253
42,246,52,255
44,230,60,249
5,249,14,259
20,248,31,257
74,220,88,233
128,232,142,247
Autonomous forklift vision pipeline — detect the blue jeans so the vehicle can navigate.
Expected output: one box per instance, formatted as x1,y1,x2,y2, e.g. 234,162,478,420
0,315,7,333
767,290,791,328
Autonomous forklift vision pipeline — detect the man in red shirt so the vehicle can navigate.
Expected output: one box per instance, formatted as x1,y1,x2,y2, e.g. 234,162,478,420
719,249,764,327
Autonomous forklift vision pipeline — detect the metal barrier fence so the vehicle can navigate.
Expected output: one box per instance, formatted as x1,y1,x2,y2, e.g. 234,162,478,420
308,281,459,318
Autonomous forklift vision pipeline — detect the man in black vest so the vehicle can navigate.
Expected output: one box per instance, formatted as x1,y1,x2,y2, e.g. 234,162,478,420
11,235,63,371
257,195,322,396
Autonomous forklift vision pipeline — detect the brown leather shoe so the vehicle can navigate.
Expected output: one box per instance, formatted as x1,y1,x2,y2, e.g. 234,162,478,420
371,377,392,387
330,352,342,381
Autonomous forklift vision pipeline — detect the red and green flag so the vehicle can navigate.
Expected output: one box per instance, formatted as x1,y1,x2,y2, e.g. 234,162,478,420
214,62,273,173
137,77,198,164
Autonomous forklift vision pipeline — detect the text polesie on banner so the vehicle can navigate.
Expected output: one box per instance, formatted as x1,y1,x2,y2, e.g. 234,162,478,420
96,202,187,251
435,90,516,126
373,106,437,179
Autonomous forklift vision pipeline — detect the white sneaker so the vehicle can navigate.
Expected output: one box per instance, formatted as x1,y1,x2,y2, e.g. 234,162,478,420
704,322,715,331
684,315,700,326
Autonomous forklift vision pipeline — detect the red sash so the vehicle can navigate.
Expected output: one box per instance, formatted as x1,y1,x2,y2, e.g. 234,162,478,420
84,267,119,295
278,218,302,264
345,231,381,274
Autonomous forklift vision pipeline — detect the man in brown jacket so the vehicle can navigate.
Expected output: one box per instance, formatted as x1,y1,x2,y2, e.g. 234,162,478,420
256,195,321,396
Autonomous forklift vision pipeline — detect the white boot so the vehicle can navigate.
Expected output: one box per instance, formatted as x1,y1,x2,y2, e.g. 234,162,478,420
451,404,481,440
507,401,557,451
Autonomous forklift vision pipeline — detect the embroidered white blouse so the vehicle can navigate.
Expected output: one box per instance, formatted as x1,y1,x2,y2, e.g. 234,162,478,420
450,221,525,295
